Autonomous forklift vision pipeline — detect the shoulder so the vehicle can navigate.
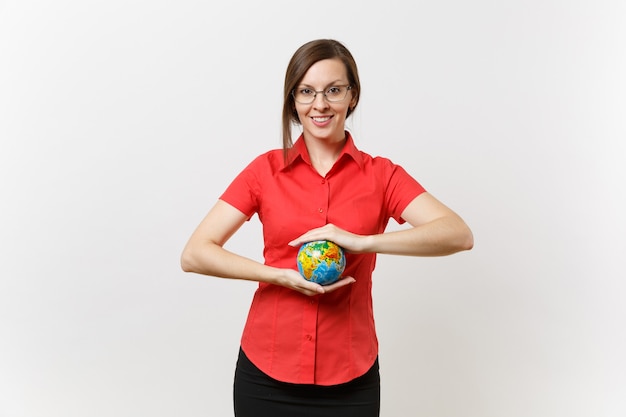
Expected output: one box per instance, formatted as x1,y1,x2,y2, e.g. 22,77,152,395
242,148,284,173
356,149,422,189
357,149,403,173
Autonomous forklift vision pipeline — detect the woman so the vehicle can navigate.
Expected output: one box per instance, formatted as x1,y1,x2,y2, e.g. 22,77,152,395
181,39,473,417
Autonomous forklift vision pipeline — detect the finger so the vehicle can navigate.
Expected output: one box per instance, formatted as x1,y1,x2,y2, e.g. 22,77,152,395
289,233,333,247
296,282,325,296
322,277,356,293
288,227,332,247
288,234,316,247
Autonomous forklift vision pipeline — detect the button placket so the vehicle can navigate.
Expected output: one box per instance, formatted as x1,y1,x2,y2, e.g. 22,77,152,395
300,295,319,382
317,177,330,219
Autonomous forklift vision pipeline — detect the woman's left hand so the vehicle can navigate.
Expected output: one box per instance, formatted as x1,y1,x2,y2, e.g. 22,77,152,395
288,224,367,253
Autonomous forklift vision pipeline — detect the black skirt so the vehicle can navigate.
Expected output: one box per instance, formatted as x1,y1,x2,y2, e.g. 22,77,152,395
233,347,380,417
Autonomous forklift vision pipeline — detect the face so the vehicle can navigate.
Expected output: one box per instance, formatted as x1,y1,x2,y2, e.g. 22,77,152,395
294,58,356,144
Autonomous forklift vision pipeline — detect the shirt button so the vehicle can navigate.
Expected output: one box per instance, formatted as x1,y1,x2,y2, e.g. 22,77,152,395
305,335,313,341
318,208,323,213
321,179,326,184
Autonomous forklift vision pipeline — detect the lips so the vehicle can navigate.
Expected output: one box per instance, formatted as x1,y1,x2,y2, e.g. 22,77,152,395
311,116,332,126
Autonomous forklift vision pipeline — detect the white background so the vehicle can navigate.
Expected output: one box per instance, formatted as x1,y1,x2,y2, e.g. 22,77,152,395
1,1,625,416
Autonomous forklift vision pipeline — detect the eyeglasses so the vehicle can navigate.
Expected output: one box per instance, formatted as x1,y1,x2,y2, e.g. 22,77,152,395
292,85,352,104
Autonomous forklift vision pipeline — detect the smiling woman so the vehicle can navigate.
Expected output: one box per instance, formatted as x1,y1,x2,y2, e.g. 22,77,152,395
3,0,624,415
180,38,473,417
291,58,356,173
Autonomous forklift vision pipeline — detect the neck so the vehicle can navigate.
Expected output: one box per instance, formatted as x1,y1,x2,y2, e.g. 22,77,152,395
304,133,347,176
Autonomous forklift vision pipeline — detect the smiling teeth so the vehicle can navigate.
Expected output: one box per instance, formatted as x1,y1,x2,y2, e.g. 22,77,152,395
313,117,330,122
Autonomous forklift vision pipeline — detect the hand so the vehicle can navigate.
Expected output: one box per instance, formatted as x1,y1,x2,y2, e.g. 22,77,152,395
288,223,366,253
279,268,356,297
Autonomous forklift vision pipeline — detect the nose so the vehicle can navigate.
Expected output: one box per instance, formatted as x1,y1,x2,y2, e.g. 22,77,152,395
312,91,330,109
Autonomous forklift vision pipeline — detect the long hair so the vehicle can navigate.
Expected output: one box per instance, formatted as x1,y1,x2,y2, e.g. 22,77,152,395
281,39,361,162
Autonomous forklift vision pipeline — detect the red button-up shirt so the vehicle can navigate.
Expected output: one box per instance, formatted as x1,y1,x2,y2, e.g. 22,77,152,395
220,132,425,385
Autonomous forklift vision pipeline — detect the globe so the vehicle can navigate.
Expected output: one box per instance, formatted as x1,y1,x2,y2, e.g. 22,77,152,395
296,240,346,286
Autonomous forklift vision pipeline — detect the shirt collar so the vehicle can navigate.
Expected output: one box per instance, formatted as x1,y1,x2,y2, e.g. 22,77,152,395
284,131,364,171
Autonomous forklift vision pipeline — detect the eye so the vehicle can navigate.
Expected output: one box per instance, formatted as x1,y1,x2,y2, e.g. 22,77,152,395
326,86,342,96
298,88,314,96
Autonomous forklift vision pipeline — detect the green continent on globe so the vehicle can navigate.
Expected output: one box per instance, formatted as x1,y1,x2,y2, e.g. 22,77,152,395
296,240,346,286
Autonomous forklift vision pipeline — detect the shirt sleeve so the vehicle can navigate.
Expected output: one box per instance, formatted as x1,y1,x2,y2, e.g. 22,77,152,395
383,161,426,224
219,156,263,218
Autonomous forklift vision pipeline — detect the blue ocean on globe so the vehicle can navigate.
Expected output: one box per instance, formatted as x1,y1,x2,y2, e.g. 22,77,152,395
296,240,346,285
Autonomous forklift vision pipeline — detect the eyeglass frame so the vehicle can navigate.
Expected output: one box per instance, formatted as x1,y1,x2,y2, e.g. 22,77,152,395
291,85,353,104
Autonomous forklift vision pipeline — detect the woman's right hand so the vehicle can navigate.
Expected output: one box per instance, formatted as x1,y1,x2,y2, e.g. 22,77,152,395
278,268,356,297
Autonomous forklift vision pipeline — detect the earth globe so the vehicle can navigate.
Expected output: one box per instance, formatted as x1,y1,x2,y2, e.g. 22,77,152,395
296,240,346,285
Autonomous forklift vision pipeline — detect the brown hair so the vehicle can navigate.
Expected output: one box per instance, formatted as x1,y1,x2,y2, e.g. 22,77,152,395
281,39,361,161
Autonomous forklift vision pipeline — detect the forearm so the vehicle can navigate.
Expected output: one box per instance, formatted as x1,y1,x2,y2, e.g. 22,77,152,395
361,215,474,256
181,241,280,284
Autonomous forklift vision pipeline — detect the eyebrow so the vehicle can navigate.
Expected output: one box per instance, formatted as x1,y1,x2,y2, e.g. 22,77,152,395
297,80,348,88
